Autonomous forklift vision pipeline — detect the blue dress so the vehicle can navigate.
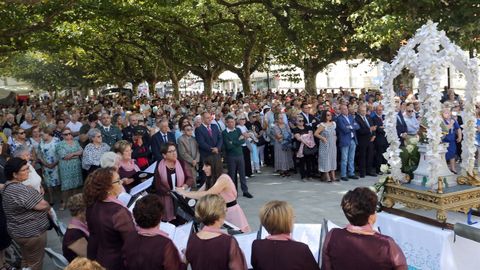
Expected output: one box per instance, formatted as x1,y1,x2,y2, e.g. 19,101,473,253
442,119,459,161
476,119,480,146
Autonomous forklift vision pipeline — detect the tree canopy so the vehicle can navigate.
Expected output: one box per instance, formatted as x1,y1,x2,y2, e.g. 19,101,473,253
0,0,478,96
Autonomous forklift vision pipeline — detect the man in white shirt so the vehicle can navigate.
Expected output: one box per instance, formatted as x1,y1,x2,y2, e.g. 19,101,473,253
213,111,226,132
20,112,33,130
66,112,83,138
403,103,419,136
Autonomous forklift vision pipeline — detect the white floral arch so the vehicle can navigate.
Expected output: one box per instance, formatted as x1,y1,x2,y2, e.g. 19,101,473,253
380,21,479,183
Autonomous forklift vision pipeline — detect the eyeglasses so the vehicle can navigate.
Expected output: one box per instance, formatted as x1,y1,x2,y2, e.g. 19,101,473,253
239,118,246,120
184,128,193,131
167,149,176,153
112,179,122,185
297,119,304,122
62,132,72,136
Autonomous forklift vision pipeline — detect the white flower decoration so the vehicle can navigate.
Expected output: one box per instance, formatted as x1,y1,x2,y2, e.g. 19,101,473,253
380,21,479,183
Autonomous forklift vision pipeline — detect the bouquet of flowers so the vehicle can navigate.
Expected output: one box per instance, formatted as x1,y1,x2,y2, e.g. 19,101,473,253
399,136,420,180
370,165,390,209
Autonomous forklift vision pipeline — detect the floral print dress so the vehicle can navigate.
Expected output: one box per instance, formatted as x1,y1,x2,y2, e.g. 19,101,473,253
38,138,60,187
55,140,83,191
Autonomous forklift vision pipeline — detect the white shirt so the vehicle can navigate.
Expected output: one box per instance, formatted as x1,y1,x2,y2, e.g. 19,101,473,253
20,121,32,130
23,164,42,193
66,121,82,133
343,115,354,138
236,125,248,146
302,112,311,125
214,119,225,131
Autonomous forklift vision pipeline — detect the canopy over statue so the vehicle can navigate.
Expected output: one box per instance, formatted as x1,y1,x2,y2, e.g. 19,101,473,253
380,20,479,187
379,21,480,222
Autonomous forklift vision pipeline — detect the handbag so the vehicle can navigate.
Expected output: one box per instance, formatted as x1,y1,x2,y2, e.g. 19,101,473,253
281,138,293,151
257,134,267,146
303,145,318,156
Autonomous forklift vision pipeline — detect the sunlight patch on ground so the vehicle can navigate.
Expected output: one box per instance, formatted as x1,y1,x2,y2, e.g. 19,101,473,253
298,190,317,193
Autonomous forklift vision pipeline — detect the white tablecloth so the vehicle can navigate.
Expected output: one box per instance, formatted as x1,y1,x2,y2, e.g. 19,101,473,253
375,212,480,270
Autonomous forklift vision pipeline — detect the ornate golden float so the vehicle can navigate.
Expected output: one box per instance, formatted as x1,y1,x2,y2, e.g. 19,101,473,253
382,176,480,222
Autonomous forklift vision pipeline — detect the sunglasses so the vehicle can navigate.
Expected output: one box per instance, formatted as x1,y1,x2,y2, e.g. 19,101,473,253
18,132,25,135
297,119,304,122
62,132,72,136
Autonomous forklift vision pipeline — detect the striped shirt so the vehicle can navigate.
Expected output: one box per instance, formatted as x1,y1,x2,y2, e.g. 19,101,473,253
2,182,49,238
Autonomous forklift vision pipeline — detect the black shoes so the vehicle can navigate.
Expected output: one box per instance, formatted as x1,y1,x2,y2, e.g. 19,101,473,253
340,177,349,181
348,175,359,180
243,192,253,198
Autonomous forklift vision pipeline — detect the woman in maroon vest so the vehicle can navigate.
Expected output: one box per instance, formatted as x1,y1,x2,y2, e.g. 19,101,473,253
186,194,247,270
122,194,185,270
321,187,407,270
252,201,319,270
84,167,136,270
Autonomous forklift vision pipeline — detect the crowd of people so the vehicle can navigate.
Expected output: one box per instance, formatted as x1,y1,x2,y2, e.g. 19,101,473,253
0,84,472,269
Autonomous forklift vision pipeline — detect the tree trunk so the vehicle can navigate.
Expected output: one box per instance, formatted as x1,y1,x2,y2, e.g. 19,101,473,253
80,87,88,98
148,80,157,96
393,68,414,91
203,76,213,97
239,75,251,95
132,82,140,96
172,78,180,99
303,67,317,95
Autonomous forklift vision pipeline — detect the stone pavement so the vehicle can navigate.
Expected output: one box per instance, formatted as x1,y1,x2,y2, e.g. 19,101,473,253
42,167,379,269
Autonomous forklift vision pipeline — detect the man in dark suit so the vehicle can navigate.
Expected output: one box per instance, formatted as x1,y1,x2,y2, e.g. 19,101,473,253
195,111,223,183
336,104,359,181
371,105,388,174
396,99,408,146
355,104,377,178
151,119,176,161
300,102,318,129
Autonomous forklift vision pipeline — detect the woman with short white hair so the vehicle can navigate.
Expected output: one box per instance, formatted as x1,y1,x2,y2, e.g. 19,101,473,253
82,128,111,174
100,152,120,169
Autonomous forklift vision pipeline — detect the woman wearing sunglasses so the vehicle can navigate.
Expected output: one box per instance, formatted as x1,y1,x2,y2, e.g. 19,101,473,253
55,127,83,210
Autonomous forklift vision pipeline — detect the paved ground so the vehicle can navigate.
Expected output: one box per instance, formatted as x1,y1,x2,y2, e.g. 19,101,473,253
42,167,379,269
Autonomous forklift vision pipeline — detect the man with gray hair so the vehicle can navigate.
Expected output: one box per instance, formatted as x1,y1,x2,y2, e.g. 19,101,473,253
20,112,33,130
151,119,175,161
2,113,15,130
